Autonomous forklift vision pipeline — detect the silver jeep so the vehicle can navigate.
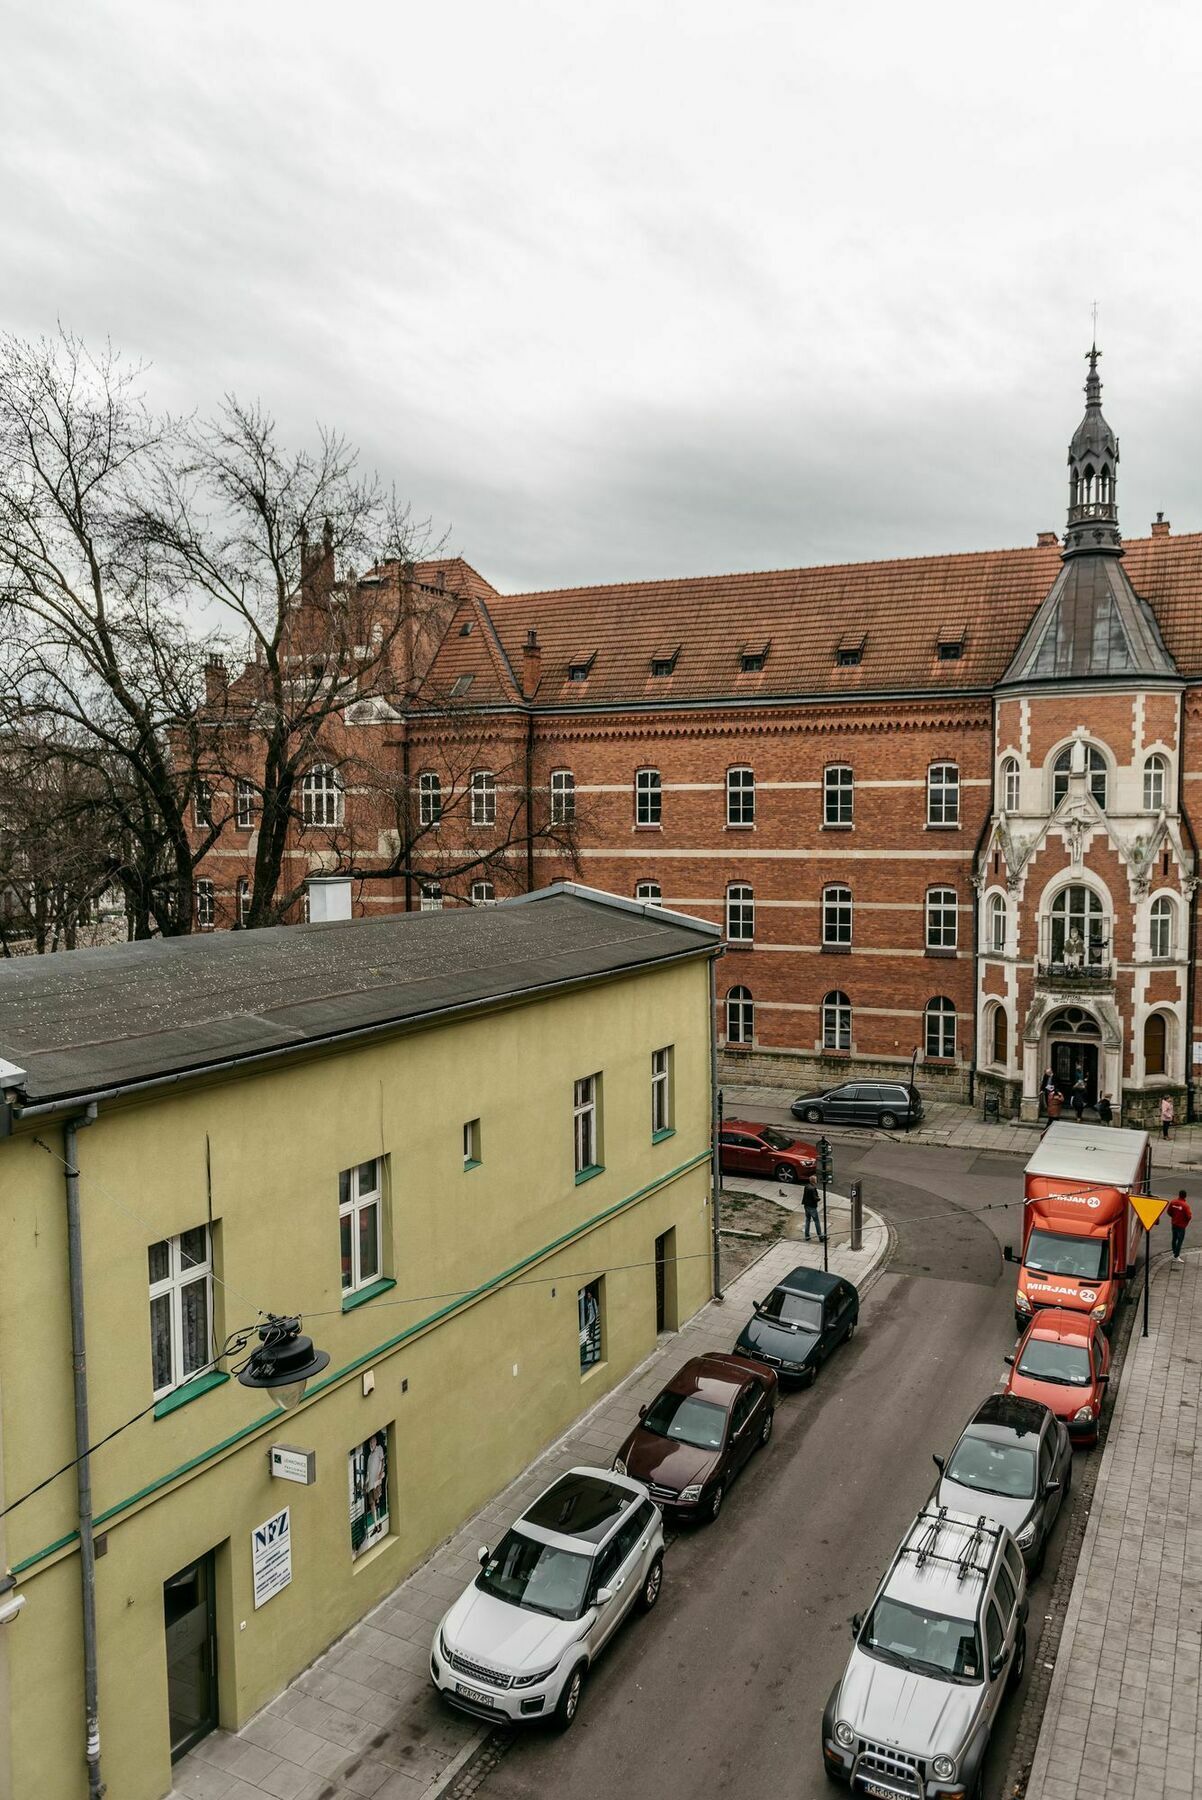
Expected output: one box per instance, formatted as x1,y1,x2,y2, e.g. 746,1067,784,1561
821,1504,1028,1798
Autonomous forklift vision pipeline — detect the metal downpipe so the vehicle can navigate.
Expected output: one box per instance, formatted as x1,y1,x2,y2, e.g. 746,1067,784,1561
64,1104,104,1799
709,952,723,1301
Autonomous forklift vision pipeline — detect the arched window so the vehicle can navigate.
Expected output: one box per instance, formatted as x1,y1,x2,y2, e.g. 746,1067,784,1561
726,986,753,1044
988,893,1007,955
550,769,576,825
823,884,852,946
822,990,851,1052
1150,895,1175,960
1001,757,1020,813
1144,1012,1168,1077
726,767,755,826
301,764,342,826
1048,885,1107,967
1143,754,1168,813
824,765,853,826
635,880,661,903
636,768,662,826
418,771,442,826
471,770,497,826
927,763,960,826
925,996,956,1060
926,886,958,950
726,883,755,942
471,879,496,905
1052,744,1107,809
991,1004,1008,1066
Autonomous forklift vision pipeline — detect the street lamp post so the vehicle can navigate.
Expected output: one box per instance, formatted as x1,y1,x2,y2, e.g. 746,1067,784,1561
236,1316,330,1408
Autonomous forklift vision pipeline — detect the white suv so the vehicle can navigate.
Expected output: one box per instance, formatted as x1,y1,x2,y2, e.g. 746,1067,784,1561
430,1466,664,1730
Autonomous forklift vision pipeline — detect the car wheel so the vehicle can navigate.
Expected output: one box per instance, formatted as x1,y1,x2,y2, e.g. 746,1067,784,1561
804,1362,818,1388
879,1110,898,1130
759,1406,774,1448
775,1163,798,1183
637,1554,663,1612
552,1662,587,1732
804,1106,822,1124
1007,1624,1027,1693
844,1316,857,1343
706,1481,725,1523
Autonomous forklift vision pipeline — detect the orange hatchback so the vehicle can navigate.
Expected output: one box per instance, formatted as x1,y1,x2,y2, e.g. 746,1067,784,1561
1003,1307,1110,1447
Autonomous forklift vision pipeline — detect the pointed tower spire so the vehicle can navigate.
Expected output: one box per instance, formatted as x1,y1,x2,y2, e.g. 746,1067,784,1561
1064,343,1121,557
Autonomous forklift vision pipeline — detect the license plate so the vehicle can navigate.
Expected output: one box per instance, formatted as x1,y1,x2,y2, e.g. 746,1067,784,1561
456,1683,494,1708
861,1786,899,1800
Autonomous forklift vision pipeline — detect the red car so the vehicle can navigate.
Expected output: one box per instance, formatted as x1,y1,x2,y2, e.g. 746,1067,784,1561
613,1353,777,1522
718,1121,817,1184
1003,1307,1111,1446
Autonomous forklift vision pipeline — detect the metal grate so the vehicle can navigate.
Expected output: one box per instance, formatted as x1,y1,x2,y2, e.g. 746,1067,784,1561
854,1740,924,1795
447,1649,513,1690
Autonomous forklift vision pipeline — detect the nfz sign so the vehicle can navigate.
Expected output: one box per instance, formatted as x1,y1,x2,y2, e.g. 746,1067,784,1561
252,1507,292,1609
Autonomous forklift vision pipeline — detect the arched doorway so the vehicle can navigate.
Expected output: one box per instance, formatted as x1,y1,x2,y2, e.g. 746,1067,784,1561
1045,1006,1102,1106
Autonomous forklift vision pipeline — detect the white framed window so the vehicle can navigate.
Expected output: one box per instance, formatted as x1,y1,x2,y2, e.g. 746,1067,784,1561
726,767,755,826
927,763,960,826
822,884,852,946
991,1004,1009,1066
471,770,496,826
149,1226,212,1399
195,879,215,929
574,1074,600,1174
1150,895,1175,960
1052,744,1107,809
1143,754,1168,813
926,886,958,950
1001,757,1020,813
235,778,256,829
418,771,442,827
193,779,214,829
1145,1012,1169,1077
339,1157,384,1294
989,892,1007,954
651,1046,673,1135
550,769,576,825
726,985,753,1044
463,1118,481,1168
635,880,662,903
1048,884,1107,965
471,879,496,905
822,989,851,1051
302,764,343,827
236,877,251,927
726,882,754,942
635,768,662,826
925,996,956,1060
420,881,442,912
824,765,853,826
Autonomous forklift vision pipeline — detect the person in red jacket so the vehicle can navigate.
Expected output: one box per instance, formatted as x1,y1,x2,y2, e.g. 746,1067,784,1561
1169,1192,1192,1262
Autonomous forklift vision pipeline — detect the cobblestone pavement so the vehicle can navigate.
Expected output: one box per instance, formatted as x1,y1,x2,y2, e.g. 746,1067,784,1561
724,1083,1202,1171
169,1203,888,1800
1023,1246,1202,1800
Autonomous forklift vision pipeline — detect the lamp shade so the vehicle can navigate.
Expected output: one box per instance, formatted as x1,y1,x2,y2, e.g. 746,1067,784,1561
237,1318,329,1408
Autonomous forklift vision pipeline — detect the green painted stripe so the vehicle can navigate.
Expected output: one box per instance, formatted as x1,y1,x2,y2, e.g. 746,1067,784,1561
12,1147,711,1577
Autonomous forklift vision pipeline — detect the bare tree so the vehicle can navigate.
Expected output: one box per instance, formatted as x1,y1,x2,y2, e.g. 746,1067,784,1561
0,732,120,954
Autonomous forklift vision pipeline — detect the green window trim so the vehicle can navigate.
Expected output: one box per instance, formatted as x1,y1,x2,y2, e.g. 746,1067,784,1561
574,1163,605,1186
463,1158,483,1172
651,1126,676,1144
341,1276,398,1313
152,1369,229,1420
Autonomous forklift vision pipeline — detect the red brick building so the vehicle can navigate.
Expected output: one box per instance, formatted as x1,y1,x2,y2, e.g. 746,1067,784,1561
197,352,1202,1123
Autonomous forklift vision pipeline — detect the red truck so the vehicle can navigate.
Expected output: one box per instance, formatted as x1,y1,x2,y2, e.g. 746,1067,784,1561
1007,1122,1152,1334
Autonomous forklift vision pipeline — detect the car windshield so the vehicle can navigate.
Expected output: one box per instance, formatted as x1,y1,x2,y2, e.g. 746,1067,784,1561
476,1528,592,1620
946,1434,1036,1500
1017,1340,1092,1386
862,1596,981,1682
758,1290,822,1332
1024,1230,1107,1281
640,1391,727,1450
758,1127,794,1150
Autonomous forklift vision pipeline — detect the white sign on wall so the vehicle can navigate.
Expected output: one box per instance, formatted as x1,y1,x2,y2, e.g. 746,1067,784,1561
1193,1039,1202,1069
252,1506,292,1609
270,1445,316,1485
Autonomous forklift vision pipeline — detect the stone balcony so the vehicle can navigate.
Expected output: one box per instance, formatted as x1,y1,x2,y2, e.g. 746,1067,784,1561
1034,959,1115,993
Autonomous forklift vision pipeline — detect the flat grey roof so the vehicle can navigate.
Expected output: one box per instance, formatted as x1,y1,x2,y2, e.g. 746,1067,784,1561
1024,1122,1148,1188
0,884,718,1110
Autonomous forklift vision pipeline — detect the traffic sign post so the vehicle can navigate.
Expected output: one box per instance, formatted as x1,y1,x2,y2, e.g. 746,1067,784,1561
1130,1193,1171,1337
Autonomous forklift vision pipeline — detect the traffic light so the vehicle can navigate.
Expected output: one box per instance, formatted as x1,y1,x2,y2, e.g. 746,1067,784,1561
817,1137,833,1185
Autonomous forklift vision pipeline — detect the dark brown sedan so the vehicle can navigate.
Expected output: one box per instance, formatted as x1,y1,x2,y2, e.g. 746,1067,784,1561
613,1353,777,1523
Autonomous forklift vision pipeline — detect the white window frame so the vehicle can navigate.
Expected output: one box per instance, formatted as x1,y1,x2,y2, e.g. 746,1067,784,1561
822,990,851,1052
926,887,958,950
236,878,251,927
235,778,256,829
302,764,343,827
1001,758,1020,813
418,771,442,827
1143,755,1168,813
471,879,496,906
550,769,576,825
1051,744,1107,810
339,1158,384,1295
574,1074,600,1174
726,882,755,943
463,1118,481,1168
927,762,960,826
726,986,753,1044
420,881,443,912
193,778,214,829
989,892,1007,955
925,997,957,1059
824,764,853,826
651,1046,673,1135
822,884,852,946
1150,895,1174,960
148,1226,212,1399
990,1003,1009,1067
635,768,662,826
471,770,496,827
726,767,755,826
635,880,662,903
195,879,215,929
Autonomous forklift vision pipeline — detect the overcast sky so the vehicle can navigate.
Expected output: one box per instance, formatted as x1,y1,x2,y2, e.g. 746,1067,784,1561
5,1,1201,592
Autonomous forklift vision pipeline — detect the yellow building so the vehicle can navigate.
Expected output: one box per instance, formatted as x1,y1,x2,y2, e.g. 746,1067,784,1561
0,883,720,1800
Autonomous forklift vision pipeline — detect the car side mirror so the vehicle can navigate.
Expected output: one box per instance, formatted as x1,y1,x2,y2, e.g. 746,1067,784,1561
1125,1263,1136,1281
594,1586,614,1607
477,1546,490,1565
851,1612,863,1637
1003,1245,1017,1264
932,1453,945,1473
1003,1353,1015,1366
1099,1372,1110,1384
1045,1477,1061,1494
990,1654,1006,1681
638,1404,647,1418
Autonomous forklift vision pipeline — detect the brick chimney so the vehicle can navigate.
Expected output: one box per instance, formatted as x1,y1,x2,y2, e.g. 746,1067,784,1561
1036,530,1059,548
204,654,229,706
521,629,542,699
1151,512,1171,538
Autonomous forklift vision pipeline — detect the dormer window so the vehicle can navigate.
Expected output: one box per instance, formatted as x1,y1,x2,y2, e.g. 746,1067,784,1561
650,649,679,678
458,620,474,637
938,640,963,661
739,644,769,673
568,652,596,684
836,633,866,668
450,674,475,697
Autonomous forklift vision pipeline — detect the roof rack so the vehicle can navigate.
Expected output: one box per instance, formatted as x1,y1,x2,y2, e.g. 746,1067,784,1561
902,1506,1001,1582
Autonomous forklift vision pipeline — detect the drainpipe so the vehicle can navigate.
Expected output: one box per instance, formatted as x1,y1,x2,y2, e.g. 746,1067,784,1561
709,953,724,1301
64,1103,104,1799
401,728,413,913
524,709,536,894
1177,698,1199,1122
967,703,998,1109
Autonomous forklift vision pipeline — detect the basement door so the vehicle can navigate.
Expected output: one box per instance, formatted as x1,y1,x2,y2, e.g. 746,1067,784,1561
164,1551,218,1760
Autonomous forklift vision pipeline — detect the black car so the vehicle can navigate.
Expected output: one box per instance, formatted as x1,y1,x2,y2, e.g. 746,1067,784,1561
791,1080,923,1131
733,1267,858,1386
933,1393,1072,1573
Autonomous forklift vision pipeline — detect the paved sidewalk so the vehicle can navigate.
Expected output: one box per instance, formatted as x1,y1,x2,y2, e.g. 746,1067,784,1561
724,1083,1202,1171
170,1202,889,1800
1024,1240,1202,1800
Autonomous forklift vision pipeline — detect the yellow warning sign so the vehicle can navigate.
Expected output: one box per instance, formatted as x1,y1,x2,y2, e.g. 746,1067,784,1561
1131,1193,1171,1232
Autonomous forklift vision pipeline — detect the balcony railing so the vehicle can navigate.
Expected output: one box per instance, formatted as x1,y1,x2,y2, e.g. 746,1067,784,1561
1035,959,1115,990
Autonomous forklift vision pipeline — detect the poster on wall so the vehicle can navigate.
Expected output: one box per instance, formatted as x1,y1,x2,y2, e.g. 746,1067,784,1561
348,1431,390,1559
252,1506,292,1608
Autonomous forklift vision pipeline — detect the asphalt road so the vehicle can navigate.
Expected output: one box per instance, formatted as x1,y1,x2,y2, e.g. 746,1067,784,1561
465,1137,1200,1800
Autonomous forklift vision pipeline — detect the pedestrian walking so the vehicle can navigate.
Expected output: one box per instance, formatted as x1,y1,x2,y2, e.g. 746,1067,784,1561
1040,1068,1056,1115
1169,1191,1192,1262
1160,1095,1175,1141
1046,1088,1064,1121
1070,1078,1087,1122
1096,1092,1113,1126
801,1176,825,1243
